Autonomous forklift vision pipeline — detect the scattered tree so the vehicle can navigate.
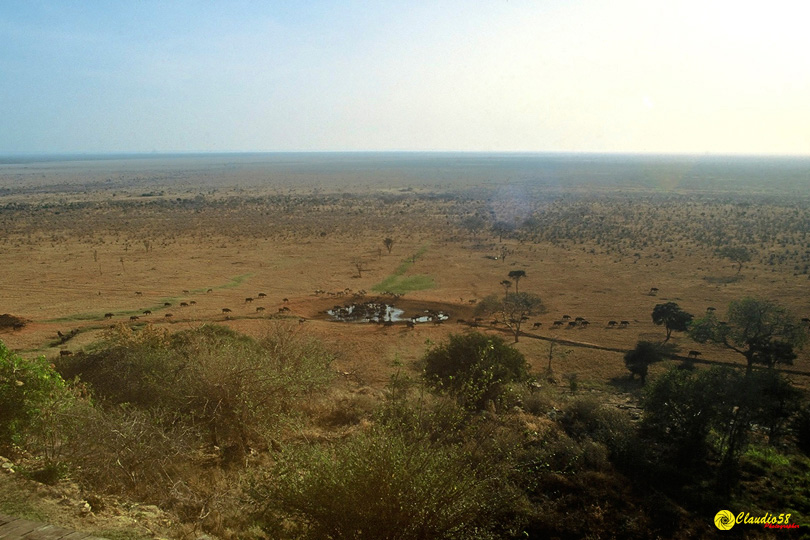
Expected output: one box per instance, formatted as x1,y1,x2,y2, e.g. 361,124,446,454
383,237,394,254
476,292,545,342
717,245,752,274
353,260,366,278
507,270,526,296
651,302,694,342
690,297,806,373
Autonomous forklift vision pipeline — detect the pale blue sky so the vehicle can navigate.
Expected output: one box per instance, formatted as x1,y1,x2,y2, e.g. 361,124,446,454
1,0,808,155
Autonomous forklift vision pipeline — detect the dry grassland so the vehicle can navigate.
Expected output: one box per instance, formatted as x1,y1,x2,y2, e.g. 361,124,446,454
2,157,810,393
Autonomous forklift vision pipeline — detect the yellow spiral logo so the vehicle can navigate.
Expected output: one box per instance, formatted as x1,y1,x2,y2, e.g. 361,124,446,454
715,510,735,530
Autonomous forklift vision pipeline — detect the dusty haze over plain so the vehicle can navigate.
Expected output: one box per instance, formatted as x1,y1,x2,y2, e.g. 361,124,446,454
2,0,809,156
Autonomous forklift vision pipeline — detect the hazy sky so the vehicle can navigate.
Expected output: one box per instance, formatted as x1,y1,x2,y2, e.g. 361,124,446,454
1,1,808,155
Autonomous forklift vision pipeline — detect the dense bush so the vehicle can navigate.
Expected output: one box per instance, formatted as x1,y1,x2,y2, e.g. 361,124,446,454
251,427,512,540
57,323,334,451
0,342,71,455
422,332,529,410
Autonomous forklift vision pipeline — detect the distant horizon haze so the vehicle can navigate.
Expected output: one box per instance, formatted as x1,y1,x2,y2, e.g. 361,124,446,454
2,1,808,156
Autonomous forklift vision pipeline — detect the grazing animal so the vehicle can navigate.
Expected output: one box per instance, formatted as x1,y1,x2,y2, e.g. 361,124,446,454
688,350,702,358
164,302,172,307
568,321,578,328
607,320,617,327
143,310,152,315
180,302,189,307
245,297,253,303
553,321,563,327
135,291,142,296
130,315,139,321
59,350,73,357
580,320,590,327
189,301,196,305
707,307,717,312
222,308,232,313
575,317,585,322
207,288,213,293
283,298,289,303
562,315,571,320
256,306,266,312
532,322,542,328
649,287,659,295
298,318,307,325
258,292,267,298
165,313,173,318
104,313,114,319
619,320,630,328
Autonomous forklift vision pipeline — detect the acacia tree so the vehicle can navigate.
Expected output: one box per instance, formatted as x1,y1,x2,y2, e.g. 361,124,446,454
651,302,694,342
690,297,806,374
717,245,752,274
507,270,526,296
476,292,545,343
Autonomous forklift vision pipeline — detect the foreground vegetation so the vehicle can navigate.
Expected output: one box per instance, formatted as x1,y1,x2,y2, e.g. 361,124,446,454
2,323,810,538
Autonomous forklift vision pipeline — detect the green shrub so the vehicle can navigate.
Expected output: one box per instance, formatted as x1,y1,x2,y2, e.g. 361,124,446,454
422,332,529,411
252,428,510,539
0,341,69,454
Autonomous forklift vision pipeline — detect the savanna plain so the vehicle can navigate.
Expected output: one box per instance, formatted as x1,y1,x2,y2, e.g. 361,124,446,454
1,154,810,539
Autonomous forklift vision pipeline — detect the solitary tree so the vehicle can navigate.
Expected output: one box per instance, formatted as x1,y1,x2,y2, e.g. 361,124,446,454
383,238,394,254
476,292,545,343
652,302,694,342
690,297,806,374
507,270,526,296
717,245,752,274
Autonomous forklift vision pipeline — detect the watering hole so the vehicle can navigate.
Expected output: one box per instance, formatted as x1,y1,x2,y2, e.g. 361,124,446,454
327,302,449,324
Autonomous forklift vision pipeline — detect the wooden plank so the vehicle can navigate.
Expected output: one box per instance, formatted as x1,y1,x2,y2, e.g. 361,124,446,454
0,514,108,540
21,523,78,540
0,517,40,538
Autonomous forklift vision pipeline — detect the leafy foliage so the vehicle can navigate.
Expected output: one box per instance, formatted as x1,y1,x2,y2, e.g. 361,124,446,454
475,292,545,342
423,332,529,410
651,302,693,341
0,342,69,454
690,297,806,371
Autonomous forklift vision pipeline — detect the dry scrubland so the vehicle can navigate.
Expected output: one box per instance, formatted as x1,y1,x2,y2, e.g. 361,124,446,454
1,155,810,539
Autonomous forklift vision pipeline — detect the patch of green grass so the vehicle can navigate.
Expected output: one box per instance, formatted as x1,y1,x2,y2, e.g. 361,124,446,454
373,247,434,294
374,274,435,295
745,445,791,468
